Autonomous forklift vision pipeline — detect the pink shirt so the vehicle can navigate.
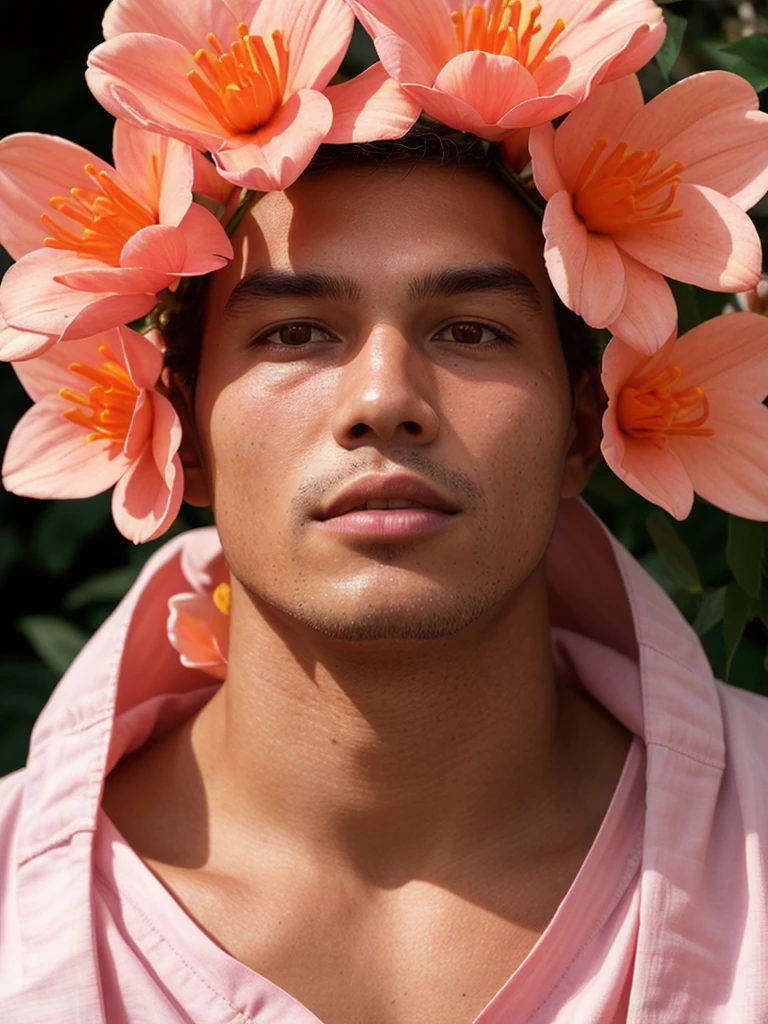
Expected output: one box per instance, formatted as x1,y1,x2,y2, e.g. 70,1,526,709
2,498,768,1022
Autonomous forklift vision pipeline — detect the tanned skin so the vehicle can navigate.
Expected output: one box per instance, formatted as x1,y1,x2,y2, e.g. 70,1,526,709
103,162,632,1024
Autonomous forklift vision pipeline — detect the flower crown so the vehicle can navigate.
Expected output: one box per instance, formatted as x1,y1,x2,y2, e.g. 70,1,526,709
1,0,768,676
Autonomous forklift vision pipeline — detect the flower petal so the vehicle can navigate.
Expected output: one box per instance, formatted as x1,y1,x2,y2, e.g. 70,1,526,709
180,539,227,594
123,388,154,460
529,121,566,200
60,293,160,341
541,191,589,317
2,394,130,499
214,89,332,190
614,183,761,292
112,445,183,542
601,403,694,519
102,0,240,53
54,263,170,295
0,250,156,337
580,233,627,328
149,390,183,487
13,330,123,401
173,202,234,272
372,32,440,88
120,324,163,390
119,212,231,278
607,254,678,355
674,311,768,399
87,34,226,152
672,392,768,520
432,51,539,130
252,0,354,94
346,0,457,80
324,62,422,144
167,591,228,678
553,75,644,193
0,133,113,260
113,121,195,225
623,70,761,157
0,320,56,362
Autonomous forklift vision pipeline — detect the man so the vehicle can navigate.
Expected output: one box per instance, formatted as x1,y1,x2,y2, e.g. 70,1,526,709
1,137,767,1024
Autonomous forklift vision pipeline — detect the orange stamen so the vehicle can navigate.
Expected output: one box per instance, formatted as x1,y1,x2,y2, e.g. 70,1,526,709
450,1,564,71
574,137,685,235
60,344,139,446
617,363,715,450
187,24,288,136
213,582,231,616
41,164,155,265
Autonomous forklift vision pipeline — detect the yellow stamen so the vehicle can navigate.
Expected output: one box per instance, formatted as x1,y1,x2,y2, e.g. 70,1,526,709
213,582,231,616
187,24,288,135
574,137,685,234
617,363,715,450
450,2,564,72
41,164,155,265
59,344,139,446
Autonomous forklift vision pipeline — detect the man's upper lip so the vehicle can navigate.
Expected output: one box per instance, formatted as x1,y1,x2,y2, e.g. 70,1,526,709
316,475,461,520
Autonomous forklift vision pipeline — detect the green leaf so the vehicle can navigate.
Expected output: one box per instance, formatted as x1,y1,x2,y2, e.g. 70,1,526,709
699,41,768,93
63,566,139,611
726,517,765,599
17,616,89,677
646,510,702,593
30,495,111,577
668,280,701,335
723,34,768,76
723,583,754,682
655,8,687,80
693,586,727,638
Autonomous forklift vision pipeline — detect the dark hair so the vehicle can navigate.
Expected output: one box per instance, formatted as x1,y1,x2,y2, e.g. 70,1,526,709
163,122,598,391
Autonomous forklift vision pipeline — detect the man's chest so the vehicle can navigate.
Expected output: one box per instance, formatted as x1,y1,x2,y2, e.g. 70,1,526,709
148,850,587,1024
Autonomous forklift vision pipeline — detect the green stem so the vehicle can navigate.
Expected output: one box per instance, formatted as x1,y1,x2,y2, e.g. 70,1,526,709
225,188,265,237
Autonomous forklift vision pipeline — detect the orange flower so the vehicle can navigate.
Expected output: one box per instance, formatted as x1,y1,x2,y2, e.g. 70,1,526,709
602,312,768,520
530,72,768,353
167,540,229,679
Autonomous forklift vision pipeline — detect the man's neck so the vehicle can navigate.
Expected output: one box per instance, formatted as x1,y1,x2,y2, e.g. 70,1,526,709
177,562,625,882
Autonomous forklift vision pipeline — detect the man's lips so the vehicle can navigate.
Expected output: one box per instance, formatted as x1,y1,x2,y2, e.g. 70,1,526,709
314,474,461,521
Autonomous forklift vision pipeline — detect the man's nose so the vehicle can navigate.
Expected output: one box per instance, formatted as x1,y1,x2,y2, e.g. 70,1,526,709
331,327,440,448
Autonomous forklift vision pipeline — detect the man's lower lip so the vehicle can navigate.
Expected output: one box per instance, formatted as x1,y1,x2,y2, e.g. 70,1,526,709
314,509,457,540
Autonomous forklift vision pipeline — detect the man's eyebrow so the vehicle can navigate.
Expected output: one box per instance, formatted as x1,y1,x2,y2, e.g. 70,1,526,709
409,263,542,312
224,269,361,315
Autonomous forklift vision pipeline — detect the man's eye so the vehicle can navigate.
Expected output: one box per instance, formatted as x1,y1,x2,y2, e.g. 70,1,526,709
258,324,333,346
435,323,514,346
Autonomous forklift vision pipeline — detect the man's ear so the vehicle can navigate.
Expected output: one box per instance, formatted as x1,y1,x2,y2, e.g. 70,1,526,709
169,374,212,508
561,368,605,500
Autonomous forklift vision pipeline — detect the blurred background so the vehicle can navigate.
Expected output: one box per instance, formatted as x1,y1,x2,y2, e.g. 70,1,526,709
1,0,768,775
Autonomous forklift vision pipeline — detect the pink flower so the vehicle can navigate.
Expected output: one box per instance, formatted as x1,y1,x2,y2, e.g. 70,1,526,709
85,0,421,192
346,0,665,141
530,72,768,354
2,326,184,543
167,538,229,679
0,122,233,360
601,312,768,521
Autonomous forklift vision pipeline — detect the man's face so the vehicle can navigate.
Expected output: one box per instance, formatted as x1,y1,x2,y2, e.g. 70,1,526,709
192,163,586,640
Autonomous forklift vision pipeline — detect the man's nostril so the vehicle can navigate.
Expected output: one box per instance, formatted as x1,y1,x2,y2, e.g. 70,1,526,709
404,421,421,435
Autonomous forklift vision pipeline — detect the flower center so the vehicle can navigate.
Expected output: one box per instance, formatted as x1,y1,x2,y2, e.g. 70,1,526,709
617,364,715,450
213,582,231,615
59,344,139,445
187,24,289,135
450,2,565,74
41,164,156,265
574,139,684,235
